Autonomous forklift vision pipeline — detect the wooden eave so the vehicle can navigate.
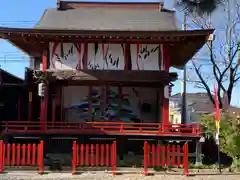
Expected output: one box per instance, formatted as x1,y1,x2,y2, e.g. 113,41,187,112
32,69,177,87
0,27,214,68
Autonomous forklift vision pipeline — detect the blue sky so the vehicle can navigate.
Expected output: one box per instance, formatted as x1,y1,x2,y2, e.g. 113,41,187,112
0,0,240,106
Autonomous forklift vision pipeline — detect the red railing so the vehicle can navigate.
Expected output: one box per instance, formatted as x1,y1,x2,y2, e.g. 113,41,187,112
72,141,117,175
0,140,44,174
143,141,189,176
2,121,201,136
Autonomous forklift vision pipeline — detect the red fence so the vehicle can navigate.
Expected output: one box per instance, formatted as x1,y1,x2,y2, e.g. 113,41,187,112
2,121,201,137
0,139,189,176
143,141,189,176
0,140,44,174
72,141,117,175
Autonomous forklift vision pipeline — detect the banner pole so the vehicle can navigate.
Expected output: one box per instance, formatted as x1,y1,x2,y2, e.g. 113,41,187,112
215,132,221,173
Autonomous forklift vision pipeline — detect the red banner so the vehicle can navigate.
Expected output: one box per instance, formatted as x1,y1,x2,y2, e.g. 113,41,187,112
214,84,220,130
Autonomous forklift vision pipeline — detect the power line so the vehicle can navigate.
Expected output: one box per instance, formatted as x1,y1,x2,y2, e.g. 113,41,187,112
0,20,36,22
0,60,28,62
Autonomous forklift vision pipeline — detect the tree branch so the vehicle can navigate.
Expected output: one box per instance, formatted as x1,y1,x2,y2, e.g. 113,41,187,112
192,60,215,104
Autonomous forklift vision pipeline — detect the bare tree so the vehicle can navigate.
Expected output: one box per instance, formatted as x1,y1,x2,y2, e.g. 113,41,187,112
187,0,240,108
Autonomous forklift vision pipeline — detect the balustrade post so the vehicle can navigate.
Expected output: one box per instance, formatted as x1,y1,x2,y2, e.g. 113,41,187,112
183,143,189,176
72,141,77,175
111,141,117,176
38,140,44,175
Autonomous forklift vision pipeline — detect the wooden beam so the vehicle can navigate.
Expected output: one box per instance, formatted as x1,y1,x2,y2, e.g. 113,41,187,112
48,70,177,85
0,27,213,39
8,36,208,68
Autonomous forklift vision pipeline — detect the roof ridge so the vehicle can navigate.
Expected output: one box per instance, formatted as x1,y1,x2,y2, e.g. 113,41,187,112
58,0,164,10
0,68,24,81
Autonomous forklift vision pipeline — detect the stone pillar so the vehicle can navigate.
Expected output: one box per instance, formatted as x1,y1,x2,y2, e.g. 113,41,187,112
41,135,49,156
195,140,202,165
119,138,125,160
3,135,8,144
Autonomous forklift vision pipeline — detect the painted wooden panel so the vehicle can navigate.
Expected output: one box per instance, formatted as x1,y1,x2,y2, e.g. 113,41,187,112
62,86,88,123
87,43,125,70
49,42,163,71
49,42,84,70
130,44,161,70
62,86,158,123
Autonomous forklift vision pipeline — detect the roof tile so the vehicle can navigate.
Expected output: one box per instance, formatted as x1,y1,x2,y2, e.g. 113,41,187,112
36,7,178,31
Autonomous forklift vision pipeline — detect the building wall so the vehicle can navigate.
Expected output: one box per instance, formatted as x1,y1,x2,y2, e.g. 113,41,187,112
0,87,28,122
49,42,163,70
169,96,202,124
62,86,160,123
49,42,164,123
169,108,199,124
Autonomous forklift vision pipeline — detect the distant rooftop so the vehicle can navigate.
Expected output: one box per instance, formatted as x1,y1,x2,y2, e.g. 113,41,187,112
171,93,210,99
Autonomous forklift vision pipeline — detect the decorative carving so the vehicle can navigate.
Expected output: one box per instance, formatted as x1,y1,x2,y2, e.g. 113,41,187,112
52,70,80,80
32,70,48,84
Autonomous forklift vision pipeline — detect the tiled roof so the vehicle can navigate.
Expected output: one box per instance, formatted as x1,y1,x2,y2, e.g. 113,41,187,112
36,7,178,31
171,92,240,115
188,101,215,113
171,93,209,100
0,68,23,84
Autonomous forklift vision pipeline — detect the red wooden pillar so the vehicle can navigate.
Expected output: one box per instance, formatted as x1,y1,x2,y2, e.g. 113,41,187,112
40,98,44,129
40,50,48,130
52,94,56,125
38,141,44,174
51,85,56,125
124,43,129,70
0,140,3,173
40,90,48,130
162,93,169,131
42,50,47,72
54,85,61,122
161,45,171,131
143,141,148,176
83,43,88,69
43,87,49,129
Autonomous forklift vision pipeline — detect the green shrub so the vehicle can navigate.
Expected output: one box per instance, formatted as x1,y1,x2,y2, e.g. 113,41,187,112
201,113,240,171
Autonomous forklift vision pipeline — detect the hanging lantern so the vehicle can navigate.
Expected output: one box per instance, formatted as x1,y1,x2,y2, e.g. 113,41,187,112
164,85,169,99
38,83,46,97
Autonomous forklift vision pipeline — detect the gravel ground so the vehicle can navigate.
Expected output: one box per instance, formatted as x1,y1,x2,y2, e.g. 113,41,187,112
0,171,240,180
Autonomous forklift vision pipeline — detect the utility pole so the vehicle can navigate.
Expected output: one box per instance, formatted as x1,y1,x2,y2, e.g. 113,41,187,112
181,12,187,124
